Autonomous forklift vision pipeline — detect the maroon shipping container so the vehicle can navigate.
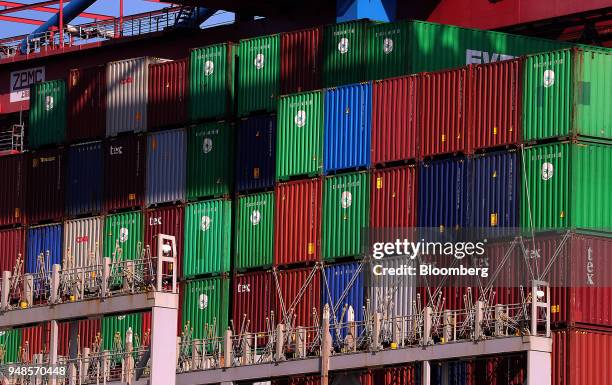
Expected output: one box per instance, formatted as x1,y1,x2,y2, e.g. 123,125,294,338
142,311,152,346
420,68,467,157
280,365,419,385
275,266,321,331
144,205,184,277
67,66,106,142
104,134,145,212
371,75,419,165
274,178,322,266
57,319,101,356
280,26,322,95
26,149,64,224
370,165,417,229
21,324,48,362
469,59,521,151
553,328,612,385
0,227,25,274
148,59,188,130
0,154,26,227
232,271,274,335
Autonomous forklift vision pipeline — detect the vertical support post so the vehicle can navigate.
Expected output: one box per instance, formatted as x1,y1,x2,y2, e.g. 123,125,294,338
421,360,431,385
275,323,285,361
527,350,551,385
321,304,331,385
423,307,432,345
150,306,178,385
1,271,10,310
244,334,253,364
443,310,452,342
123,261,134,292
82,348,90,383
495,304,504,336
101,257,110,298
119,0,124,37
156,234,177,293
59,0,64,47
191,338,199,370
125,328,134,385
296,327,307,358
49,320,58,385
24,274,33,306
50,264,60,303
223,329,232,368
371,312,381,351
348,320,357,352
475,301,484,340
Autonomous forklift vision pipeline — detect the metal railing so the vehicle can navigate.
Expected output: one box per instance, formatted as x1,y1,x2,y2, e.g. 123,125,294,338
0,124,24,155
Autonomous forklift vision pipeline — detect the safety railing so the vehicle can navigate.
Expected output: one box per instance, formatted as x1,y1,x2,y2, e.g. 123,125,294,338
0,124,24,155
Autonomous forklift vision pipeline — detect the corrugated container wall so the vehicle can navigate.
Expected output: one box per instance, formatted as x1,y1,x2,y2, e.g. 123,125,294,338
148,58,187,130
101,312,144,351
322,172,369,260
366,21,409,80
28,79,66,148
324,82,371,173
103,211,143,261
276,90,323,180
280,26,322,94
27,149,65,224
63,216,102,270
0,227,25,274
431,356,526,385
274,178,322,266
418,157,469,229
370,166,417,229
235,192,274,270
57,319,100,357
323,262,364,339
371,75,418,165
237,35,280,116
106,57,166,136
189,43,235,121
420,68,467,157
182,276,230,339
276,267,321,329
104,134,145,212
523,48,612,141
26,224,62,274
183,199,231,278
368,255,416,318
67,66,106,142
0,154,25,227
20,325,48,361
0,329,21,363
146,129,186,206
66,142,103,217
236,115,276,192
232,271,274,335
553,328,612,385
323,20,368,87
145,205,183,275
469,59,521,150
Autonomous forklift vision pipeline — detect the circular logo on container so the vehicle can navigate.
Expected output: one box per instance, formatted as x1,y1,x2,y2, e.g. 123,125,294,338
0,331,5,337
45,95,54,111
119,227,129,243
199,294,208,310
294,110,306,127
341,191,352,208
254,53,265,69
204,60,214,76
383,38,394,54
542,162,554,181
201,216,211,231
117,315,126,320
338,38,349,54
202,137,213,154
543,70,555,88
250,209,261,225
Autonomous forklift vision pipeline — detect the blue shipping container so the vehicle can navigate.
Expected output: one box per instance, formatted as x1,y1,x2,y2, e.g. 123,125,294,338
66,142,103,216
26,224,63,274
323,262,364,343
235,115,276,192
324,82,371,173
418,157,469,229
431,361,469,385
146,128,186,206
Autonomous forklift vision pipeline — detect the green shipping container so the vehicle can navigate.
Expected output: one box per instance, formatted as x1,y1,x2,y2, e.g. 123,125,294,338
189,43,235,121
323,20,369,87
187,122,234,200
276,90,324,180
237,34,280,116
101,313,143,351
521,141,612,232
28,79,66,148
523,48,612,141
235,192,274,270
0,328,21,363
184,199,232,277
366,21,409,80
322,171,370,260
103,211,144,261
182,276,230,340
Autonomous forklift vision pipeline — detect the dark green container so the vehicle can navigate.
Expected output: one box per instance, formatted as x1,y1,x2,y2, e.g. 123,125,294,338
187,122,234,200
101,313,144,352
103,211,144,261
189,43,236,121
182,276,230,340
0,328,21,363
276,90,324,180
237,34,280,116
235,192,274,270
323,20,369,87
322,171,370,260
366,21,409,80
183,199,232,278
29,79,66,148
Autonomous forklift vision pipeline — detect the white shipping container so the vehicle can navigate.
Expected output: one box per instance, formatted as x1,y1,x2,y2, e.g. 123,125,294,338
63,216,103,269
368,255,416,318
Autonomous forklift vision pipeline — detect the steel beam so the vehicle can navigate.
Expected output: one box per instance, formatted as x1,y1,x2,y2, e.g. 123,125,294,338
0,1,112,20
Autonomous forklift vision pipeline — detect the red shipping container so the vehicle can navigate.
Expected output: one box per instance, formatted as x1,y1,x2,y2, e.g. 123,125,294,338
371,75,419,165
57,319,101,356
553,328,612,385
67,65,106,142
232,271,274,336
104,134,145,212
370,166,417,229
20,324,49,362
141,311,152,347
275,266,321,331
420,68,467,157
0,227,25,274
0,154,26,227
280,26,322,95
148,59,188,130
26,149,65,224
274,178,322,266
469,59,521,151
144,205,184,277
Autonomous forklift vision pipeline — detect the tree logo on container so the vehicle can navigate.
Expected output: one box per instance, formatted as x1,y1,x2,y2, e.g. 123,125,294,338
294,110,306,127
383,38,394,54
119,227,129,243
250,209,261,225
199,293,208,310
201,215,211,231
254,53,265,69
541,162,554,181
204,60,214,76
338,38,349,54
341,191,352,208
45,95,54,111
202,138,213,154
543,70,555,88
